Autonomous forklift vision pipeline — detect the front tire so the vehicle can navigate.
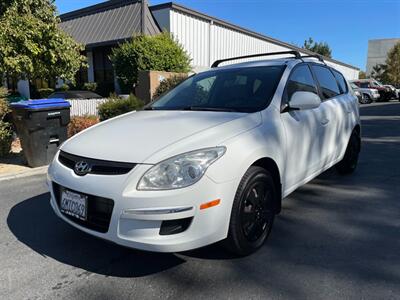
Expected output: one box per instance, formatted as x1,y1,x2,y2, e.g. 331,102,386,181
336,130,361,174
361,94,372,104
224,166,276,256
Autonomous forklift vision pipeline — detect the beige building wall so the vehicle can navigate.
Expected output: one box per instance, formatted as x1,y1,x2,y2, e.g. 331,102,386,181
366,38,400,75
135,70,187,103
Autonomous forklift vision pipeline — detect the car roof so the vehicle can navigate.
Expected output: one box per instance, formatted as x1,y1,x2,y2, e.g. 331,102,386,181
66,90,101,97
201,57,328,74
49,90,102,99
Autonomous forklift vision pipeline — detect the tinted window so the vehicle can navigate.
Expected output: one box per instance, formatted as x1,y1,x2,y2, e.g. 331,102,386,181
284,65,318,103
312,65,341,99
332,70,348,93
151,66,285,113
360,82,369,88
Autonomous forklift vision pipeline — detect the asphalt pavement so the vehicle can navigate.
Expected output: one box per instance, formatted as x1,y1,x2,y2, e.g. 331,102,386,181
1,101,399,300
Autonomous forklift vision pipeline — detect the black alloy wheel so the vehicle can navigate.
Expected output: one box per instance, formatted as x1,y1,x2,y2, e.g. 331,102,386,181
225,166,276,256
240,181,273,242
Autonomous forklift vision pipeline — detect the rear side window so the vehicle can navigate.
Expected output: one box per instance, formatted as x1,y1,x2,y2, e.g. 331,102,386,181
312,65,341,99
332,70,348,93
284,64,318,103
360,82,369,88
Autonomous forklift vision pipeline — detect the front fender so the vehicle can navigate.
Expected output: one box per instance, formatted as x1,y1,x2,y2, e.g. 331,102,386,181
206,121,285,188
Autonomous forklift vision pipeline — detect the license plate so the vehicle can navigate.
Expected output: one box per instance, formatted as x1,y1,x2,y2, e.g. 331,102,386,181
60,189,87,221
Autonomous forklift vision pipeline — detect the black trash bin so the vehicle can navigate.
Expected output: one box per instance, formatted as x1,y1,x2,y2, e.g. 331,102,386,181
11,99,71,167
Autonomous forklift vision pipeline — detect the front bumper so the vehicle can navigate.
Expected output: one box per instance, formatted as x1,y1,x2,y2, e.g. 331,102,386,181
47,154,237,252
372,93,380,100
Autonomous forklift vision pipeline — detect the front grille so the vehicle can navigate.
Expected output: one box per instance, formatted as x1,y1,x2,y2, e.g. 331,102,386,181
58,150,136,175
53,183,114,233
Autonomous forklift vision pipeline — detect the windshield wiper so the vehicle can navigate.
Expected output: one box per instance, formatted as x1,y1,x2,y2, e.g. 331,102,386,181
144,106,243,112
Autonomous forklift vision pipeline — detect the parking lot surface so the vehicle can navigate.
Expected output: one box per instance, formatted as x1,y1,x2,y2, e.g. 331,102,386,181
1,102,399,300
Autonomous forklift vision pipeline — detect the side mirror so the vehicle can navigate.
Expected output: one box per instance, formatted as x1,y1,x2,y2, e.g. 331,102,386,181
289,91,321,110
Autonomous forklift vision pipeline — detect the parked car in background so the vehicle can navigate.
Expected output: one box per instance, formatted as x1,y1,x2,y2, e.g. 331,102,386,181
351,79,391,101
350,82,379,104
350,83,363,103
384,85,399,100
48,90,102,99
47,51,361,256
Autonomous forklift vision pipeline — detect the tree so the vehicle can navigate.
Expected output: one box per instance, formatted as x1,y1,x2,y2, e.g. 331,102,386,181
0,0,57,21
110,32,191,92
369,42,400,86
385,42,400,86
303,37,332,58
358,71,367,79
0,0,86,83
371,64,389,83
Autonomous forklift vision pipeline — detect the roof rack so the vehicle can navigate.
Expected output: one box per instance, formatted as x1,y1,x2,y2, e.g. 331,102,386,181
300,54,327,65
211,50,301,68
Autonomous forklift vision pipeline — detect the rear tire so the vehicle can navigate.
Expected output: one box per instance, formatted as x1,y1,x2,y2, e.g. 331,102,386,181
224,166,276,256
336,130,361,174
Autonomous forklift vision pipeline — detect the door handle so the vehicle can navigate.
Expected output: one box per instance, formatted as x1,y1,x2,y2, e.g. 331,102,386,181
321,118,329,125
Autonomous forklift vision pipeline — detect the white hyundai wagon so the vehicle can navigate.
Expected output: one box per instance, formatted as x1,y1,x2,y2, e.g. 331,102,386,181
47,51,361,256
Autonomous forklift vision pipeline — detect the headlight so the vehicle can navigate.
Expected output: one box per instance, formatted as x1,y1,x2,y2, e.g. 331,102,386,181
137,147,226,190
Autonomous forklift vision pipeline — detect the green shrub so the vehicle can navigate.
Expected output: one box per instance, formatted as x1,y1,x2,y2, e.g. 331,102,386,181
0,86,8,99
83,82,97,92
110,32,191,90
37,88,55,98
0,122,12,157
0,99,12,157
68,115,99,138
153,75,187,99
98,94,144,121
59,84,70,91
2,90,25,103
0,98,10,120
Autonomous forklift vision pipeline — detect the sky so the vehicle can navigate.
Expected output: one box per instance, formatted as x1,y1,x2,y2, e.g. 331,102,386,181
55,0,400,71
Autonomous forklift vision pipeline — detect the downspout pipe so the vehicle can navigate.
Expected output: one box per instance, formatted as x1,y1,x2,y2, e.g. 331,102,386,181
141,0,147,34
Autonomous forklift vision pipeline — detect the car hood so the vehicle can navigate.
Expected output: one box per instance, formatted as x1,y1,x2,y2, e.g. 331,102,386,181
61,110,262,164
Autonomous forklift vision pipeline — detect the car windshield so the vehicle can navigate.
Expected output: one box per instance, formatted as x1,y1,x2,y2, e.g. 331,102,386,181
350,83,358,89
149,66,285,113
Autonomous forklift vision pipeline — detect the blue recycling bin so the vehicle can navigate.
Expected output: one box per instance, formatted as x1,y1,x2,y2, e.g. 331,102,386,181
11,99,71,167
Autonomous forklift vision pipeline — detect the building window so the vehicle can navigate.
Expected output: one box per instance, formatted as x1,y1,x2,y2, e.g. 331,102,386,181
93,46,115,96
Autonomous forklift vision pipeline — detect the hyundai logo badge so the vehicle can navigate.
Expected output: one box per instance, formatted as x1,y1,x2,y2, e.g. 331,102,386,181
74,161,92,176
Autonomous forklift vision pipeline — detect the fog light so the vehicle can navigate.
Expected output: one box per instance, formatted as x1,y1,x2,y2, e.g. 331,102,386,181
159,217,193,235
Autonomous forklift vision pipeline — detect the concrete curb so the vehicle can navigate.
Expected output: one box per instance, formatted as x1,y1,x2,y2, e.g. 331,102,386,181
0,166,48,182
